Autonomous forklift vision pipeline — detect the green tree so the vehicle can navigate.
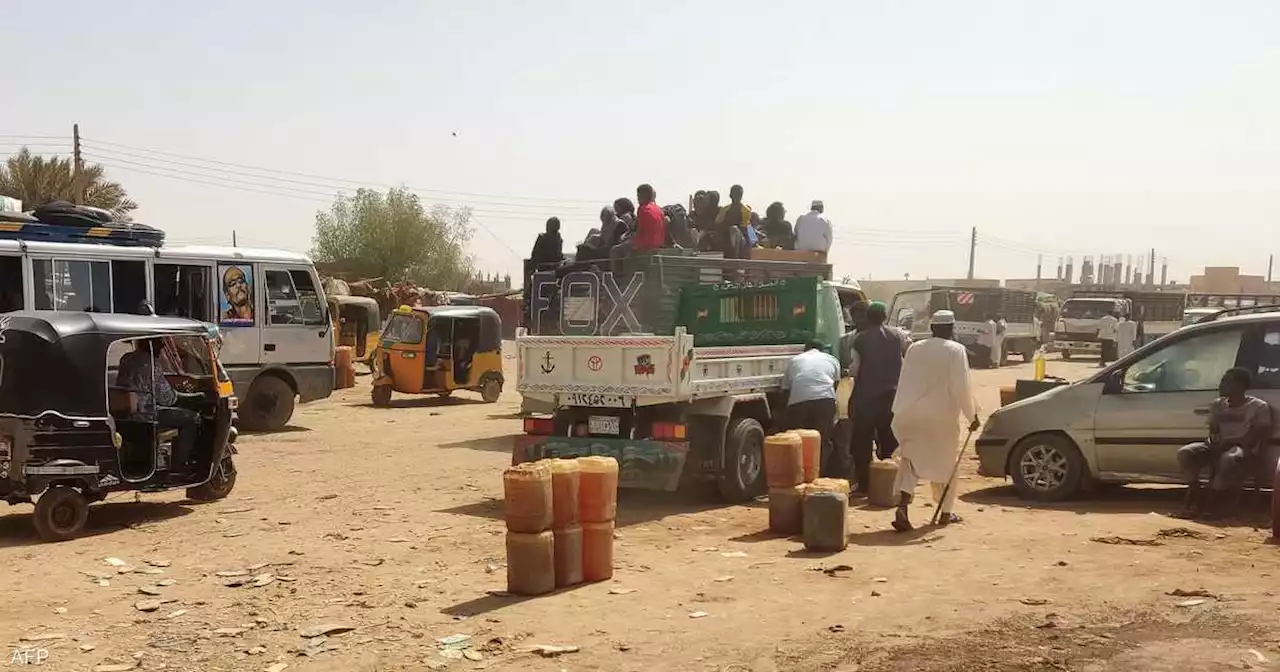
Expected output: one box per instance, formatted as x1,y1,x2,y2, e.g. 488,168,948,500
0,148,138,219
311,187,475,288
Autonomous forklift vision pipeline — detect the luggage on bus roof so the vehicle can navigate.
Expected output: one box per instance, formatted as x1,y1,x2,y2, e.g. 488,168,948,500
0,201,165,247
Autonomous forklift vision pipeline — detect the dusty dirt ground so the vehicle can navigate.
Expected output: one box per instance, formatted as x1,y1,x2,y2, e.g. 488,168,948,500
4,351,1280,672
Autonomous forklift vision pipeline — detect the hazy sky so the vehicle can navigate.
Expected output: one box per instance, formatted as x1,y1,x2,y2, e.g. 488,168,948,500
4,1,1277,283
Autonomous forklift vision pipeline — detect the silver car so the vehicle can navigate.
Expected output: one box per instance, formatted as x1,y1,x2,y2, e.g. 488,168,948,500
977,309,1280,500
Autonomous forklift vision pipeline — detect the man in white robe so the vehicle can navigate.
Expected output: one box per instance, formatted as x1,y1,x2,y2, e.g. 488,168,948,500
889,310,980,531
1116,314,1138,359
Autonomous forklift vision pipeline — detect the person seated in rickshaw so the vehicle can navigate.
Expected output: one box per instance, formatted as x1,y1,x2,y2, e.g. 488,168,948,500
117,338,199,469
454,336,473,384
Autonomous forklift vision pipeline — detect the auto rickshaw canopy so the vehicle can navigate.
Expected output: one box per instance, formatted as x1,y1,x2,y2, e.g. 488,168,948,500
0,311,216,419
386,305,502,353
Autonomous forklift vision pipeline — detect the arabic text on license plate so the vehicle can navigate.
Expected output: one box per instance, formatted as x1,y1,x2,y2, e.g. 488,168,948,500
561,393,628,408
589,416,620,436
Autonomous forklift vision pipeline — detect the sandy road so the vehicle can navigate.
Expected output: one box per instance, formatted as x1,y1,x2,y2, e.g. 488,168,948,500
2,353,1280,671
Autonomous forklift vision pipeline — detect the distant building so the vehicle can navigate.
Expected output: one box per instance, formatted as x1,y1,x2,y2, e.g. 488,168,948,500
1188,266,1274,294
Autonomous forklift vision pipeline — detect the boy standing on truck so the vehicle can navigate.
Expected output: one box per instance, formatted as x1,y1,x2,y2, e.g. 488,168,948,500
782,340,842,475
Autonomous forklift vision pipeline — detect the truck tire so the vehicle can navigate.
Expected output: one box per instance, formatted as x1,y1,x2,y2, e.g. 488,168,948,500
718,417,766,503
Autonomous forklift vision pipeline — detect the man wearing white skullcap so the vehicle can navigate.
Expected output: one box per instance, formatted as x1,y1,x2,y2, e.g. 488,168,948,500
793,200,832,253
889,309,980,531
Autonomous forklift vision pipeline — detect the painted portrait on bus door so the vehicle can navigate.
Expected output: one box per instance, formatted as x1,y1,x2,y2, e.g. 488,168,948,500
218,264,255,326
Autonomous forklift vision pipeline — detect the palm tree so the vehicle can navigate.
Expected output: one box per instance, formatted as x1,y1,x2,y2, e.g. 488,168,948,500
0,148,138,220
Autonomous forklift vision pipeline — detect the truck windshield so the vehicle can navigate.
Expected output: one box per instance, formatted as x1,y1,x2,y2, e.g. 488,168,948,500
1062,300,1115,319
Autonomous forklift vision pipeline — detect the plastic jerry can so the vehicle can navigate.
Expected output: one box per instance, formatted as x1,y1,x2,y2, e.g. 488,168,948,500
582,520,615,582
503,462,553,533
506,530,556,596
768,485,806,535
553,524,584,588
793,429,821,483
577,456,619,523
803,491,849,552
867,460,899,508
764,432,804,489
548,459,581,528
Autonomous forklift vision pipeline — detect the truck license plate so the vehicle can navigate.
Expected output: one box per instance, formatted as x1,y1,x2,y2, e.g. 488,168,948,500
589,416,621,436
559,393,629,408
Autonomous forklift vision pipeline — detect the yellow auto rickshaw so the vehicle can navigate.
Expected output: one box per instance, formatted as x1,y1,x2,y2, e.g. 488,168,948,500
327,295,382,364
371,305,504,406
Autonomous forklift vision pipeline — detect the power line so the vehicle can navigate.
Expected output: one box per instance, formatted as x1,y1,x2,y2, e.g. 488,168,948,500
82,143,600,213
83,136,604,206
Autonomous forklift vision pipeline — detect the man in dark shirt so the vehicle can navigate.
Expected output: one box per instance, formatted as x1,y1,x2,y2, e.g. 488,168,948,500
1176,367,1272,518
760,202,794,250
529,217,564,269
847,301,907,492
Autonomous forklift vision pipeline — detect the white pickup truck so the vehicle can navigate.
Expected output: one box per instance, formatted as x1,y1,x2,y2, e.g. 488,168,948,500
514,327,804,502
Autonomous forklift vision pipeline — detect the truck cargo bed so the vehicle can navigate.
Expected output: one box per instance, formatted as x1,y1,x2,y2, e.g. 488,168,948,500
516,327,800,407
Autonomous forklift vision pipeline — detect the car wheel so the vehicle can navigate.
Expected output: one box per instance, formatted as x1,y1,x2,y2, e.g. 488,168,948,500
33,486,90,542
1061,350,1072,361
718,417,766,503
238,375,295,431
1010,434,1085,502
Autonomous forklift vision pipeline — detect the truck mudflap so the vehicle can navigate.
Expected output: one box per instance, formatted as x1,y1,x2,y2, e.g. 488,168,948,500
513,436,689,491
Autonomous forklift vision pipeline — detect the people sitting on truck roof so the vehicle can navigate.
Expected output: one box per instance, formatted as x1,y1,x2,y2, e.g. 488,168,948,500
611,198,636,242
715,184,753,230
759,201,795,250
694,190,720,232
610,184,667,262
794,200,832,254
663,203,697,249
529,217,565,269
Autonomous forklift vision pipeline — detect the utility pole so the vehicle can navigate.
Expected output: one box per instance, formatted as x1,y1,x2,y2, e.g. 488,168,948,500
1268,254,1274,288
72,123,84,205
967,226,976,280
1035,254,1042,291
1148,248,1155,288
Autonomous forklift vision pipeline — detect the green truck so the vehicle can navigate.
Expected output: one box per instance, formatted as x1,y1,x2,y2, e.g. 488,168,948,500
516,253,860,502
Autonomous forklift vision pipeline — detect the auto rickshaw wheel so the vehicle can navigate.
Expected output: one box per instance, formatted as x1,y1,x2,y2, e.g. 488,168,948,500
372,385,392,407
187,452,238,502
480,376,502,403
437,390,453,399
238,375,296,431
33,486,90,542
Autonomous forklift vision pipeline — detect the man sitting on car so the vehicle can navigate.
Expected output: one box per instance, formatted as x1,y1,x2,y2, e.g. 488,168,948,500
1175,367,1272,519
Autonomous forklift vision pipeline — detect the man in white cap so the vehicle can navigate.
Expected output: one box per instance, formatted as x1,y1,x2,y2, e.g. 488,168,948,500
793,200,832,254
889,309,980,531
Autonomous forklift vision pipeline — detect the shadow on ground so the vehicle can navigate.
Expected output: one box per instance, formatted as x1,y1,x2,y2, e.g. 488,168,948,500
0,500,194,549
436,488,743,528
962,483,1272,530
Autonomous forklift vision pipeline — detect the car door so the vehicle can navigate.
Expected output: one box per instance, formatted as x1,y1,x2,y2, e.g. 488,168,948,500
1236,322,1280,482
1093,323,1249,480
261,266,329,366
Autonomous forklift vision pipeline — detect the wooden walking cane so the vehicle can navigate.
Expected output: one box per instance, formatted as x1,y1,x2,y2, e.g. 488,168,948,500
930,428,975,526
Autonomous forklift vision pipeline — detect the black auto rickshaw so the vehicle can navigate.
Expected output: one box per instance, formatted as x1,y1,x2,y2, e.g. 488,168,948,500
327,295,382,365
0,311,238,541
